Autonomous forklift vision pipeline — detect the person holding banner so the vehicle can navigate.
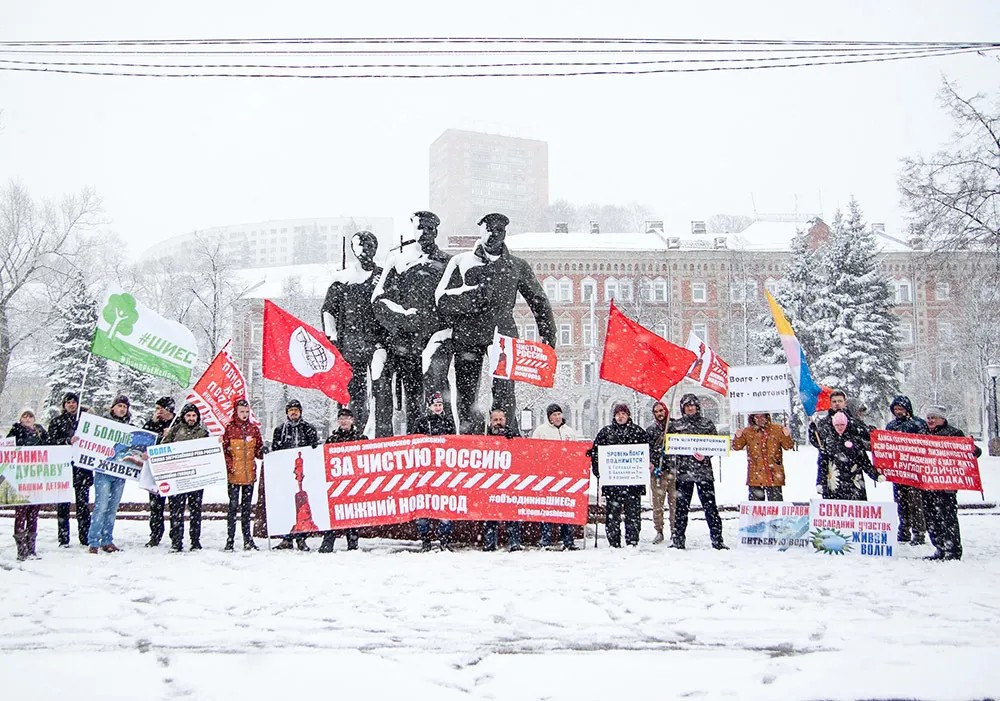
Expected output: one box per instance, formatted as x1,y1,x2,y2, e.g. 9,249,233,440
668,394,727,550
222,399,263,552
49,392,92,547
732,414,793,502
532,404,581,550
590,402,648,548
644,401,675,545
319,408,367,553
412,391,456,551
482,408,523,552
7,409,48,560
271,399,319,551
816,411,881,501
923,406,979,561
87,395,132,554
142,396,176,548
161,403,210,552
886,395,929,545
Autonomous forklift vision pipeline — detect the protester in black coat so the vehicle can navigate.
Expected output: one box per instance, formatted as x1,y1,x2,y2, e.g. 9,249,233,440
666,394,727,550
590,402,649,548
141,396,176,548
412,392,456,550
922,405,980,561
319,408,368,553
48,392,93,547
816,410,881,500
7,409,48,560
269,399,319,551
481,409,524,552
886,395,929,545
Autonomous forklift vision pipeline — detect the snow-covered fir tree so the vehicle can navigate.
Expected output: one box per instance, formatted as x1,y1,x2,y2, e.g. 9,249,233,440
811,199,900,409
113,364,163,421
46,291,115,413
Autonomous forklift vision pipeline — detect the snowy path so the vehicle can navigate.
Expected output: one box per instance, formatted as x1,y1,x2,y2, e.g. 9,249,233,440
2,450,999,700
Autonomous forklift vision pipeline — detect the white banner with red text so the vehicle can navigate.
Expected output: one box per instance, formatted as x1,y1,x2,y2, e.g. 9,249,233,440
262,434,592,536
808,500,899,557
0,446,75,506
147,437,228,497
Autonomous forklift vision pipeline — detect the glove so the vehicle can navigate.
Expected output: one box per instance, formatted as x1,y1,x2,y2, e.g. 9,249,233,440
815,484,823,495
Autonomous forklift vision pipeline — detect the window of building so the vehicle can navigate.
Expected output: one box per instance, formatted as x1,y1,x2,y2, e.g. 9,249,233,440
692,322,708,344
523,324,538,342
605,277,619,301
654,323,668,339
618,278,633,301
582,361,596,385
935,282,951,301
559,322,573,346
692,282,707,304
898,320,914,345
764,278,780,296
582,322,594,347
544,277,558,300
894,278,913,304
729,280,758,303
651,278,668,302
556,360,573,383
937,360,958,381
937,321,954,342
558,277,573,303
581,278,597,303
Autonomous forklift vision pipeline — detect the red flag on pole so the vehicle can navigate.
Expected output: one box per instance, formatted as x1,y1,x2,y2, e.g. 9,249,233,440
186,345,260,436
261,300,352,403
599,301,697,399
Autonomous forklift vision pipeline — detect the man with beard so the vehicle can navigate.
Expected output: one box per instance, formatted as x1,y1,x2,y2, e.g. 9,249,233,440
590,402,649,548
161,403,210,552
270,399,319,551
319,408,367,553
142,396,176,547
644,401,675,544
372,211,453,432
322,230,392,438
435,212,555,435
481,408,523,552
412,392,456,551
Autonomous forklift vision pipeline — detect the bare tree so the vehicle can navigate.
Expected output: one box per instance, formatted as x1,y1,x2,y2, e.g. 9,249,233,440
0,181,101,398
899,79,1000,259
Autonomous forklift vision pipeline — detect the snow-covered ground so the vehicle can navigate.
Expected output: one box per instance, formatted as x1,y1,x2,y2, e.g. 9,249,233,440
3,446,999,700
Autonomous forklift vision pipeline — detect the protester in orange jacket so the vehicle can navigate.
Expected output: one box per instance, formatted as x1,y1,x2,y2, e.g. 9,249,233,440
732,413,794,502
222,399,263,551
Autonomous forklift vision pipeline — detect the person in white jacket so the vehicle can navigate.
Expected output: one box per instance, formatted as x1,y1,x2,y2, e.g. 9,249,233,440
531,403,580,550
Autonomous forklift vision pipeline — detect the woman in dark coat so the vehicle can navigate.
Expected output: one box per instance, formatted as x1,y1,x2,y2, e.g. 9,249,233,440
7,409,49,560
816,410,880,501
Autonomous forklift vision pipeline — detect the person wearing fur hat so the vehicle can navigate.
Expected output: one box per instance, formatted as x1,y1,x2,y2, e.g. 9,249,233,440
161,403,210,552
141,396,176,548
270,398,320,551
49,391,93,547
886,395,929,545
644,401,675,544
732,413,794,502
87,395,132,554
532,403,581,550
412,391,456,551
7,408,48,560
590,401,649,548
668,393,727,550
222,398,264,552
922,405,980,561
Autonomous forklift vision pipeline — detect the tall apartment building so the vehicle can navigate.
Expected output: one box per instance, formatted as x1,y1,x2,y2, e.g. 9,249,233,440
143,216,395,268
429,129,548,244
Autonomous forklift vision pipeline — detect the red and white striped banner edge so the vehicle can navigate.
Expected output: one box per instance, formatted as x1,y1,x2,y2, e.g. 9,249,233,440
329,472,590,499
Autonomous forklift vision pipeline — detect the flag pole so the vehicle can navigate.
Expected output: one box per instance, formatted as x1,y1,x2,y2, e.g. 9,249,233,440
74,352,93,422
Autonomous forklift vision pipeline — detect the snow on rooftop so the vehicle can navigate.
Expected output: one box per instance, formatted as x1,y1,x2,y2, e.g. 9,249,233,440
234,262,342,299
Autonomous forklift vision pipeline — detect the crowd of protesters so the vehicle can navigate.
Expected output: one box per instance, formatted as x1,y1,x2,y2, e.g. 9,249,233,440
2,385,983,562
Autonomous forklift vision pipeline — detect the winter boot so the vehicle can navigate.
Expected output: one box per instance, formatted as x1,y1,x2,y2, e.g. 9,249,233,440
169,542,183,553
652,530,664,545
189,541,202,551
14,534,30,561
243,540,259,551
419,539,433,552
295,538,310,552
273,538,294,550
910,533,926,546
712,541,730,550
101,544,120,553
318,533,336,553
224,538,235,552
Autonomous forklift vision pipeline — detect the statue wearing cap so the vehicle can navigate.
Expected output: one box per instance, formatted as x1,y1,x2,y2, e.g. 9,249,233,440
322,230,392,437
435,212,556,434
371,211,455,432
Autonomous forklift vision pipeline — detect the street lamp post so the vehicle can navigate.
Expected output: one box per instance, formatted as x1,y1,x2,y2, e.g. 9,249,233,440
988,364,1000,456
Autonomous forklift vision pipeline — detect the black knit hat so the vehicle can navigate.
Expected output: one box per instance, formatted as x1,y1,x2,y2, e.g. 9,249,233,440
337,408,354,418
111,395,130,409
62,392,80,406
286,399,303,412
546,403,563,418
155,396,176,413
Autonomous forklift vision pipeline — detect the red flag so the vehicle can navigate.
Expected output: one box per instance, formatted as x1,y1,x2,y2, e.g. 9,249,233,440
684,331,730,396
599,301,697,399
185,346,259,436
261,300,352,403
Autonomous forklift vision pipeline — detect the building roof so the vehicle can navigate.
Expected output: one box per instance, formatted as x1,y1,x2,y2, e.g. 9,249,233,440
234,262,343,299
506,220,914,254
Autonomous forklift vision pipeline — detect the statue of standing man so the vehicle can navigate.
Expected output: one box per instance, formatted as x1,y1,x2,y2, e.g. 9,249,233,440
321,230,393,437
436,213,555,434
372,211,454,432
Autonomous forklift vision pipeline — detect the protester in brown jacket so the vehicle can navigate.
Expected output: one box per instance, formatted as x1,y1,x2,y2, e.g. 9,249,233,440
732,413,793,501
222,399,263,551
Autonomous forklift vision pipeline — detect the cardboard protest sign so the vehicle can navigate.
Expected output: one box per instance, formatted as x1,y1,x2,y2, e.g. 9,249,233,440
263,434,592,536
808,500,899,557
147,436,227,497
727,364,792,415
0,446,75,505
72,412,158,481
871,430,982,491
736,502,811,550
488,331,557,388
597,444,649,486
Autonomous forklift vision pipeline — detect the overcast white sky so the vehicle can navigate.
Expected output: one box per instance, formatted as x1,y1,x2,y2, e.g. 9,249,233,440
1,1,997,255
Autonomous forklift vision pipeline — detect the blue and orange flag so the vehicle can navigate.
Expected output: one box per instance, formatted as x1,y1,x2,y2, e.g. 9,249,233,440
764,290,832,415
